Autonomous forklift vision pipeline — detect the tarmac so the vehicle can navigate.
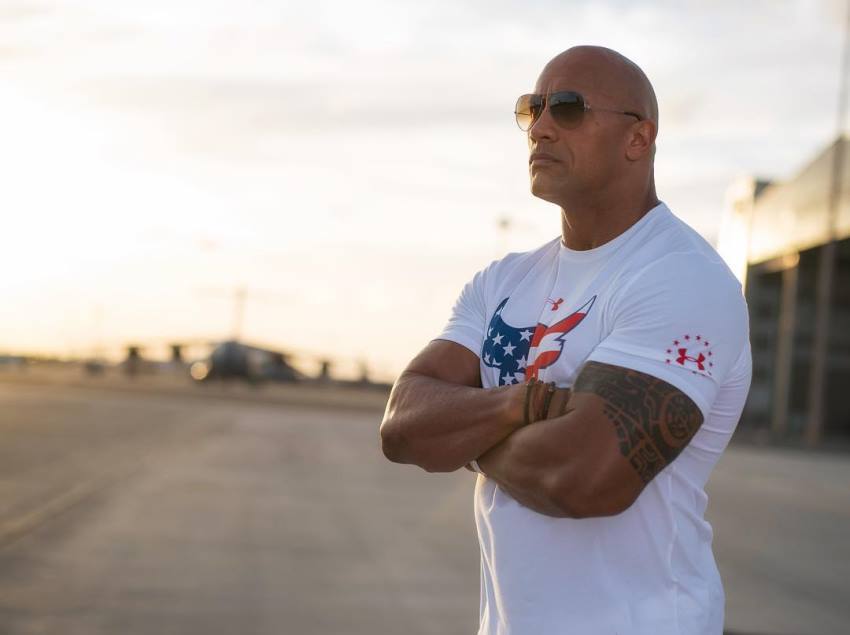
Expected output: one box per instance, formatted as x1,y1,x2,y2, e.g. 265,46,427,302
0,372,847,634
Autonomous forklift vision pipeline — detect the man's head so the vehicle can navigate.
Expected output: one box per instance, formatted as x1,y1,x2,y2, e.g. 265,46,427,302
523,46,659,208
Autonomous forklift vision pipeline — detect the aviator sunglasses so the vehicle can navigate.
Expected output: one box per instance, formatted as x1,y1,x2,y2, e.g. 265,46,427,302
514,90,643,131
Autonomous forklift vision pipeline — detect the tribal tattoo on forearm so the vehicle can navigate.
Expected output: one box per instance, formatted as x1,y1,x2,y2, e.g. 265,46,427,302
573,361,703,484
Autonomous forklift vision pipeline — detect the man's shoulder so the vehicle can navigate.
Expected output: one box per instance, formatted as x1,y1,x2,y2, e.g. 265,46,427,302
611,208,749,336
636,205,743,292
616,248,745,313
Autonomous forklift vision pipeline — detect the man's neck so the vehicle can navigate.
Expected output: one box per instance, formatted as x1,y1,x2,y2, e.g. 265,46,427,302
560,190,660,251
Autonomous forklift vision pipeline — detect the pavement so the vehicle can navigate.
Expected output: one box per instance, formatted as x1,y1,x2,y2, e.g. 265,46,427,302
0,377,847,635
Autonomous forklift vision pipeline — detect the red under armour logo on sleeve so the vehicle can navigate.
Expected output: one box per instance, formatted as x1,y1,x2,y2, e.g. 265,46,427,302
665,334,714,376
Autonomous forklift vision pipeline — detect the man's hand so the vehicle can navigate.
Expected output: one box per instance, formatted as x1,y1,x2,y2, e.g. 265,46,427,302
464,379,572,474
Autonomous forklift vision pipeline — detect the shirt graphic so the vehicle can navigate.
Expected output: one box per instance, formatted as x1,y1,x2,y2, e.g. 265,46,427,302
526,295,596,380
481,298,535,386
482,295,596,385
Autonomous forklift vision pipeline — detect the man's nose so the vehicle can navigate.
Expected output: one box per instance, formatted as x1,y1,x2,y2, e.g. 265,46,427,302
528,106,557,142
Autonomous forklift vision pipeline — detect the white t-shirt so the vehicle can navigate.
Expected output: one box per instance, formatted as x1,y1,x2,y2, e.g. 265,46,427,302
435,201,752,635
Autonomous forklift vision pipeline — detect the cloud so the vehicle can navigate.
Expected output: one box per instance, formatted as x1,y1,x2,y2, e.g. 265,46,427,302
2,0,847,370
0,2,53,20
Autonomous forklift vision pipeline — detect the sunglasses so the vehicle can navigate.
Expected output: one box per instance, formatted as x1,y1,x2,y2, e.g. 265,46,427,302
514,91,643,131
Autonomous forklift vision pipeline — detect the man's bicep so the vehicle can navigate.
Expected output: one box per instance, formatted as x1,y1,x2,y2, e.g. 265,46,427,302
568,361,704,509
403,338,482,388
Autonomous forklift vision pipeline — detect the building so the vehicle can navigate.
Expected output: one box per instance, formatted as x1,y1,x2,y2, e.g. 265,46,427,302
718,135,850,446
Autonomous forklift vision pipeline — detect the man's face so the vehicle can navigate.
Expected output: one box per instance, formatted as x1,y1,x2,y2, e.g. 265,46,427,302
526,58,634,206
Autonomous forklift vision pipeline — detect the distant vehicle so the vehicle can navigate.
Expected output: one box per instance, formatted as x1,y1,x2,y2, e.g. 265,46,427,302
84,359,106,375
189,340,303,384
0,355,26,369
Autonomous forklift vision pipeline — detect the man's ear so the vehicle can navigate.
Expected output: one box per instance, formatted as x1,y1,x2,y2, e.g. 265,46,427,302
625,120,657,161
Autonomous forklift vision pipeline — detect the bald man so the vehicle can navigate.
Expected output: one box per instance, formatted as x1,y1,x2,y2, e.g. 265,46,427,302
380,46,751,635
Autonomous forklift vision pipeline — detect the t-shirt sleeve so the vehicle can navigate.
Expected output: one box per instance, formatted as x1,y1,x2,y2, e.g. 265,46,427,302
585,253,750,419
433,261,494,359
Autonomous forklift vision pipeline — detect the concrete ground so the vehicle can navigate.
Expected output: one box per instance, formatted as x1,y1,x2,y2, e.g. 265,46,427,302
0,379,847,635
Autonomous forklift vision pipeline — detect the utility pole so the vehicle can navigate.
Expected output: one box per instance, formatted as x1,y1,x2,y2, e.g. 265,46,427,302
805,0,850,446
232,286,246,341
197,285,290,344
497,215,512,259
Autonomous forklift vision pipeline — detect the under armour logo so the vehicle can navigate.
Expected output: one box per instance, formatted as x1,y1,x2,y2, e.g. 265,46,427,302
665,334,714,376
676,348,705,370
547,298,564,311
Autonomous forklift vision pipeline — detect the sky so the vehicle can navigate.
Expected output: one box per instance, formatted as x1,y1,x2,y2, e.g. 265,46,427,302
0,0,847,381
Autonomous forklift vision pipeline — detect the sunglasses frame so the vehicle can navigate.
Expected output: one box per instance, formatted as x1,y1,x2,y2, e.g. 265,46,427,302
514,90,643,131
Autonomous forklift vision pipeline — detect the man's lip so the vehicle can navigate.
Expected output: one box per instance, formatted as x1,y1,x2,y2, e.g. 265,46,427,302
529,152,560,164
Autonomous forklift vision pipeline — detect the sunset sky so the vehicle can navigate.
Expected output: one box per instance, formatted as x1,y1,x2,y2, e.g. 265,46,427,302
1,0,846,381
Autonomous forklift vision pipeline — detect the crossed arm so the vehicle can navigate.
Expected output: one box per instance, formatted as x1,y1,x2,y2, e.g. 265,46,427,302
380,339,704,518
474,361,704,517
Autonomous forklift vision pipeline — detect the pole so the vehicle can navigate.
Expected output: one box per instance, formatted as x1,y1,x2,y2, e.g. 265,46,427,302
232,286,246,342
772,255,799,439
805,0,850,446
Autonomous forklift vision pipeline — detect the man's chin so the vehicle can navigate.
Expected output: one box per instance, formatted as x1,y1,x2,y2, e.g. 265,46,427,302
530,180,561,205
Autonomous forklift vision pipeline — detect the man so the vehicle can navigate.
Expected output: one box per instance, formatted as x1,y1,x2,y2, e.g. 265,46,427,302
379,45,751,635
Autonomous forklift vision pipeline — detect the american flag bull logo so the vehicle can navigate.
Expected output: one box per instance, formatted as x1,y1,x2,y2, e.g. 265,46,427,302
525,295,597,381
482,295,596,385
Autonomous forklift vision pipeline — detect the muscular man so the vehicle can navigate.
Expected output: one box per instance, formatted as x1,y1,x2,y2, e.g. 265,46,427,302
380,45,751,635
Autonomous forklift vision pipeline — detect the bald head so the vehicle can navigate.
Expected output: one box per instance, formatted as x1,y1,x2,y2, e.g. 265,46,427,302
543,46,658,127
537,45,659,158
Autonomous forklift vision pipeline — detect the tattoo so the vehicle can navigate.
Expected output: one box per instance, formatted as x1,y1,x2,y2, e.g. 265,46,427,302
573,361,703,484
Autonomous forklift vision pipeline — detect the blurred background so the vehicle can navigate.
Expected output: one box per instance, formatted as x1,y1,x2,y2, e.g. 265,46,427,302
0,1,848,634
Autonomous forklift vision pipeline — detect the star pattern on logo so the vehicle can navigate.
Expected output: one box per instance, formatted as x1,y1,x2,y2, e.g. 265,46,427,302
481,297,536,385
665,334,714,376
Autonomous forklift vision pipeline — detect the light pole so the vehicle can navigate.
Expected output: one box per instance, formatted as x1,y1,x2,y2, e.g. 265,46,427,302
805,0,850,446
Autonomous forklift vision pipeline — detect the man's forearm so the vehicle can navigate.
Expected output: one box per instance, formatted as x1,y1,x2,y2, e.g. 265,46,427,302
380,372,524,472
476,415,580,517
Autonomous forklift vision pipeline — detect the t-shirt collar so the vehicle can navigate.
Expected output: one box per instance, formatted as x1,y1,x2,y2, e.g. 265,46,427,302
558,200,669,262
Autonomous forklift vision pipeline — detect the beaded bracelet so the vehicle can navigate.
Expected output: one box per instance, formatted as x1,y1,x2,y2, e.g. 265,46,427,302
523,378,538,426
524,378,556,426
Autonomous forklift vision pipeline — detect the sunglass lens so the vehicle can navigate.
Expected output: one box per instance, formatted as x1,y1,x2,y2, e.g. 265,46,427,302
549,92,584,129
514,94,541,131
